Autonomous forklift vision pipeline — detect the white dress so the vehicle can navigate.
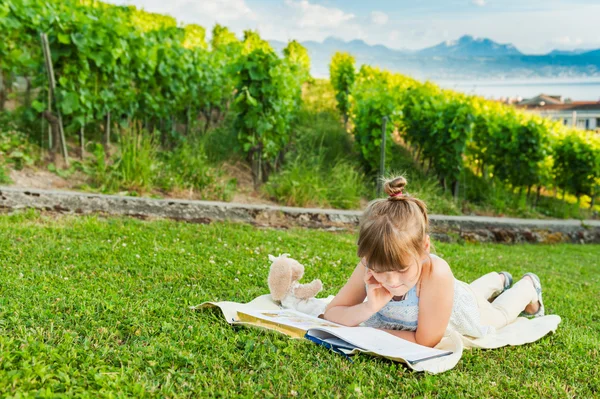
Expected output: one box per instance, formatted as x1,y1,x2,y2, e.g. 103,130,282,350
363,255,493,338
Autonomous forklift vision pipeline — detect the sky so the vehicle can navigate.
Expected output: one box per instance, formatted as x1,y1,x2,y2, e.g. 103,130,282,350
109,0,600,54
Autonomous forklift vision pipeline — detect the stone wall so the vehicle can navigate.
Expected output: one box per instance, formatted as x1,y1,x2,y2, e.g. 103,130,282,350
1,186,599,244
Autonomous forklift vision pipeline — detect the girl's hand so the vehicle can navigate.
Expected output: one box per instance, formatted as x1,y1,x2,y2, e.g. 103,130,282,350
364,269,393,313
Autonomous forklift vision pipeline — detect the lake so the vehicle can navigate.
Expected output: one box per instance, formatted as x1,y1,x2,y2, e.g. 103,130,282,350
434,78,600,101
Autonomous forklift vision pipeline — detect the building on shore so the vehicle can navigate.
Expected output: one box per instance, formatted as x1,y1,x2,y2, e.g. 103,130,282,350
513,94,600,131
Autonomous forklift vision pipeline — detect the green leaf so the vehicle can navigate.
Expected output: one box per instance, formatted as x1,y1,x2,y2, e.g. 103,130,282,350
245,90,258,107
58,33,70,44
32,100,46,113
60,92,80,115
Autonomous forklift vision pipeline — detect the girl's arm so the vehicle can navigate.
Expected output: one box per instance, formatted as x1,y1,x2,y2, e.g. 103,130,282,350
395,257,454,347
380,329,417,343
323,262,377,326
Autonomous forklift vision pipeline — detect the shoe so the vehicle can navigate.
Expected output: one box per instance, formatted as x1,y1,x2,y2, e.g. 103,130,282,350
519,272,545,318
489,271,513,301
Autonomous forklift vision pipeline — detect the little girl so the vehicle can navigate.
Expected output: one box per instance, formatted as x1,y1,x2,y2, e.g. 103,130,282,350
323,176,545,348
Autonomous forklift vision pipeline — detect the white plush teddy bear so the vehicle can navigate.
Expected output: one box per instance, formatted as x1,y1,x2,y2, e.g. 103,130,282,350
267,254,327,317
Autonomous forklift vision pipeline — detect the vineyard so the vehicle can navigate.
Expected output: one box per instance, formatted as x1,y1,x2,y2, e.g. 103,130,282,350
1,0,599,218
0,0,307,188
330,55,600,210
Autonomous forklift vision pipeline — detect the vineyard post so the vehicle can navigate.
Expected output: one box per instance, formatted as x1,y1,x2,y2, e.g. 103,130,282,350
104,111,111,155
40,33,69,166
185,106,190,136
79,117,85,159
453,179,459,200
535,185,542,208
377,116,388,197
343,87,349,128
40,112,44,150
47,85,52,149
0,71,4,111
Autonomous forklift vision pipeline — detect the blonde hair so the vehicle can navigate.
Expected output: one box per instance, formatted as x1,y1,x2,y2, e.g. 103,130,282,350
357,176,429,273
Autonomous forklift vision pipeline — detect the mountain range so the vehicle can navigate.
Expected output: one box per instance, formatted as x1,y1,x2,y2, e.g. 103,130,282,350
270,35,600,80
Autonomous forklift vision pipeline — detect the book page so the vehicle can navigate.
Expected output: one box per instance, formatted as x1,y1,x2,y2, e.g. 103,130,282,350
309,326,451,363
238,309,345,332
237,309,451,364
322,337,362,350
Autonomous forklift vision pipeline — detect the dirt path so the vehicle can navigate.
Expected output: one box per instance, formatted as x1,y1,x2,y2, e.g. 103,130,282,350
9,168,84,191
5,163,280,206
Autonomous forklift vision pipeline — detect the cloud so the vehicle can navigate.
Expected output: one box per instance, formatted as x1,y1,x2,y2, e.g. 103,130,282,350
109,0,256,25
370,11,389,26
284,0,355,28
192,0,256,22
108,0,600,55
553,36,584,46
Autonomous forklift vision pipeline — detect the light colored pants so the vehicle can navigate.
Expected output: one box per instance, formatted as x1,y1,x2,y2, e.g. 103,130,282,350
469,272,538,329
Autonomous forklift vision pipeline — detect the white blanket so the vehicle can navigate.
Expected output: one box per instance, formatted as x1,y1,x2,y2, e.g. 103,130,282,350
193,294,561,374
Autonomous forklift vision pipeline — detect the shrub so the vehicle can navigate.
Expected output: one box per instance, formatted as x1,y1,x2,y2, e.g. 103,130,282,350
327,161,365,209
0,130,36,170
264,156,329,208
84,143,119,192
201,120,241,163
293,108,355,166
82,124,157,194
156,139,236,201
114,123,158,192
233,34,301,187
553,131,600,201
0,161,11,184
329,52,356,125
265,155,364,209
395,172,461,216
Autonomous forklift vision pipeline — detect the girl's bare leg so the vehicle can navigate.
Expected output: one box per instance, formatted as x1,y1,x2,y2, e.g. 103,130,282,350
522,275,540,314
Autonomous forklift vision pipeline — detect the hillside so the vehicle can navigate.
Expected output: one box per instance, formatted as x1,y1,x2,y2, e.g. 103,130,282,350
271,35,600,79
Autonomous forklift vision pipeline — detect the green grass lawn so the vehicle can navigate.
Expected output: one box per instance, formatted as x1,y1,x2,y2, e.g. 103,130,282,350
0,211,598,398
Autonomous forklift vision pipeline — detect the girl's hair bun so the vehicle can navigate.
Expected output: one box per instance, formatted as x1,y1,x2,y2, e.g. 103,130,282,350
383,176,407,199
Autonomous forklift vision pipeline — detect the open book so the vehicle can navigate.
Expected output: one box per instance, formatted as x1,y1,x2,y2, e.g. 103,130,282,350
237,309,452,365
